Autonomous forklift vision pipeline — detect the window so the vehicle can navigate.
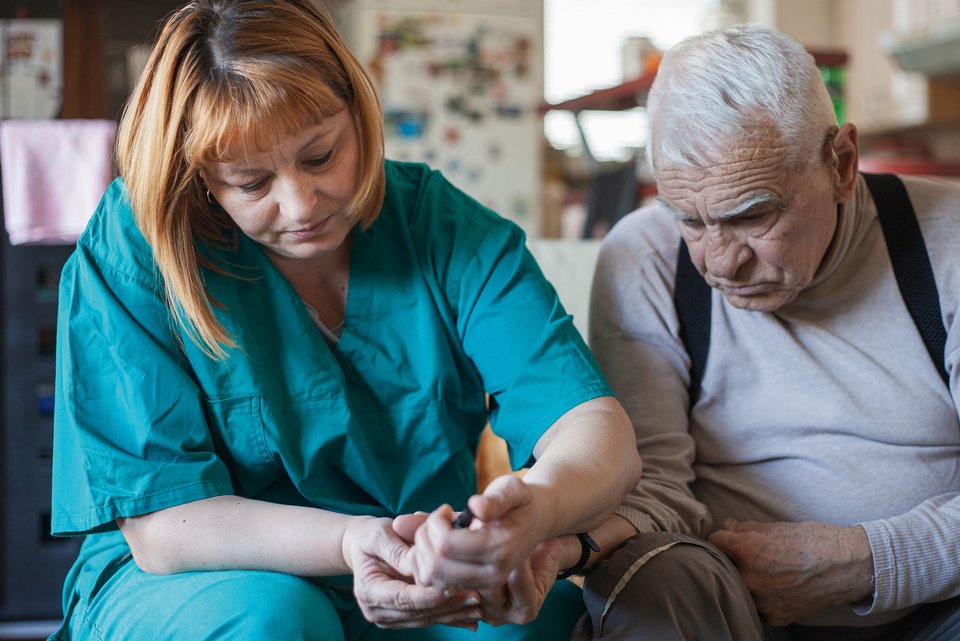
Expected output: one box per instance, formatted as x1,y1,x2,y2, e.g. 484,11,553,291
543,0,725,160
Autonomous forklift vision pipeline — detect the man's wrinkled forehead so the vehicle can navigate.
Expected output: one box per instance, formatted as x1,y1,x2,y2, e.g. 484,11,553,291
656,119,789,172
655,127,792,222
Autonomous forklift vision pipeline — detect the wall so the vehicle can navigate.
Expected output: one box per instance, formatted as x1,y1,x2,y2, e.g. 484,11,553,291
746,0,960,167
836,0,924,132
767,0,839,48
837,0,960,165
340,0,545,236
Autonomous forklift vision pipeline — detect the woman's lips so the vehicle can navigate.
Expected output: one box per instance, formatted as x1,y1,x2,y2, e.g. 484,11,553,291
288,216,330,239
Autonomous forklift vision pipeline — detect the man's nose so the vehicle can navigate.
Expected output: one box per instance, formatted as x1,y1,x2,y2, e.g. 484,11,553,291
703,227,751,280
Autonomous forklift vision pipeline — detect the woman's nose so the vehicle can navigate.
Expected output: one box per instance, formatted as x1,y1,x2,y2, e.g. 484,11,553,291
277,176,317,223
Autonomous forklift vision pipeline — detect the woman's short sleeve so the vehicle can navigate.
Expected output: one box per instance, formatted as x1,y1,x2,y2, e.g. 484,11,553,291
460,223,611,466
406,166,612,468
51,184,234,536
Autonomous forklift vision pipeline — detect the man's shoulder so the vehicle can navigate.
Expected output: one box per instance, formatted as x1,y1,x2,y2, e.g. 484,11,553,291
592,203,686,315
900,175,960,216
900,175,960,260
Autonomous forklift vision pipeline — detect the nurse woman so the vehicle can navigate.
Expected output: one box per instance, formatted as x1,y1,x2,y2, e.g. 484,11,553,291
49,1,640,639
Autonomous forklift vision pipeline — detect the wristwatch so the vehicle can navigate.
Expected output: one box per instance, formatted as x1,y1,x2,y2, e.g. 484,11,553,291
557,532,601,579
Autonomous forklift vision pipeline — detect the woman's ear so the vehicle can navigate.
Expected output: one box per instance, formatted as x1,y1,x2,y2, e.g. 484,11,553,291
832,122,859,202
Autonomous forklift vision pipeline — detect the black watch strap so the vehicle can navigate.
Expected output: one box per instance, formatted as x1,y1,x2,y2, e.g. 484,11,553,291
557,532,600,579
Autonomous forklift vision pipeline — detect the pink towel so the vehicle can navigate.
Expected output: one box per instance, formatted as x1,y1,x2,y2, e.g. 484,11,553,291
0,119,117,245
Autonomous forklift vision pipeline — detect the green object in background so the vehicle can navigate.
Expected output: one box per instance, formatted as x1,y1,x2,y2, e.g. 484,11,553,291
820,65,846,124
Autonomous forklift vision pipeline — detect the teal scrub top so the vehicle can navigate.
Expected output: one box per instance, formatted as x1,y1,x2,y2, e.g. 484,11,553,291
51,160,610,577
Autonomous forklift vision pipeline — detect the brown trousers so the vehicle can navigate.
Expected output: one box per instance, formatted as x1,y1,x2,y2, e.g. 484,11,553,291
571,531,960,641
572,531,763,641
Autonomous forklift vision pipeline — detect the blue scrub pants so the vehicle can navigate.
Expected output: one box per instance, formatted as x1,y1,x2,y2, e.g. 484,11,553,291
54,557,585,641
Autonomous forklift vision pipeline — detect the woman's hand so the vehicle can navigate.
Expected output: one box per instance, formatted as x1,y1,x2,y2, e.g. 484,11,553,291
342,516,483,629
396,495,565,627
408,475,551,593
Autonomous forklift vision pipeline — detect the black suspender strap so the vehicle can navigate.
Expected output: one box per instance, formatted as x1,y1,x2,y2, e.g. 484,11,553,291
673,173,949,409
674,239,712,406
862,172,949,385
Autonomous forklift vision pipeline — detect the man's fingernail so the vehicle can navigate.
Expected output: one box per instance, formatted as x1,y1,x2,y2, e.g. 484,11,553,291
466,596,480,606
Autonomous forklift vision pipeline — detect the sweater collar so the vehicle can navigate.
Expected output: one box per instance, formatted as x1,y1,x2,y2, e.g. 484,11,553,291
808,174,876,289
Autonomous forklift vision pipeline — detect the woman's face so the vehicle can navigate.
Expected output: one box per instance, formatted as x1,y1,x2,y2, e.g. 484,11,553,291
202,108,361,266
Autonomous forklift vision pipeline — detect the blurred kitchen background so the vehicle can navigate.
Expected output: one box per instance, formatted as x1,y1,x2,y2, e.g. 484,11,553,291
1,0,958,637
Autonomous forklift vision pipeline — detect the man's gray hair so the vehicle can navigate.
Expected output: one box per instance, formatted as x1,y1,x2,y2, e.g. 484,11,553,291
647,24,837,171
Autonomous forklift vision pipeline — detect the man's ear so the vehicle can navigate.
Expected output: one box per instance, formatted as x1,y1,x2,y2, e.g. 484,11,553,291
832,122,859,202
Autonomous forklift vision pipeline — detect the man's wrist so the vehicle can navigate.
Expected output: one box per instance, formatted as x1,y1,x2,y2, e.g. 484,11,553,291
558,532,600,579
848,525,875,602
558,533,584,570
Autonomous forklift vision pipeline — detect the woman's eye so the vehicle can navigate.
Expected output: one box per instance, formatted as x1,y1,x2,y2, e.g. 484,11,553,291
239,178,268,194
305,150,334,167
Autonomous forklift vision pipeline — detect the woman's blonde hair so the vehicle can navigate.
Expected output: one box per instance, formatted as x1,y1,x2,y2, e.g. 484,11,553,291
116,0,385,359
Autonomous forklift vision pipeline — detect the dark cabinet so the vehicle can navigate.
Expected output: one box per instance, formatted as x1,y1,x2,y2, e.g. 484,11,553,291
0,0,184,623
0,229,78,621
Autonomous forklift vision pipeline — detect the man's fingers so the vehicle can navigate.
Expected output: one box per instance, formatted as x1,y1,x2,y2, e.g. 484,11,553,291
502,564,538,625
707,529,734,549
476,585,511,626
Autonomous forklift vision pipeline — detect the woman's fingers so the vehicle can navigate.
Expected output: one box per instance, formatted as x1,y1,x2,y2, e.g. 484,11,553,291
354,550,484,628
392,511,428,543
469,474,530,523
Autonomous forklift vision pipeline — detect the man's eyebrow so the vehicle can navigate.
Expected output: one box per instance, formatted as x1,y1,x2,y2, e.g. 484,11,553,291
713,194,783,221
658,193,784,222
658,198,690,221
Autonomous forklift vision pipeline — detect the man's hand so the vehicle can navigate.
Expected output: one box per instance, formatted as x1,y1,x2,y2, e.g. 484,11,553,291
479,537,565,626
707,519,874,627
343,516,482,629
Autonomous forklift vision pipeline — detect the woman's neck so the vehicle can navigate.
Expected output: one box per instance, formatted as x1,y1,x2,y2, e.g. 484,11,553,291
269,233,352,329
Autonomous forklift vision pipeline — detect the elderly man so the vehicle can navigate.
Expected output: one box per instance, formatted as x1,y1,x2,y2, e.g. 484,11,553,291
566,24,960,641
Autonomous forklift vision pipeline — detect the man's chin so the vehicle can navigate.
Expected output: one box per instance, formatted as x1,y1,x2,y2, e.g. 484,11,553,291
721,289,797,312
